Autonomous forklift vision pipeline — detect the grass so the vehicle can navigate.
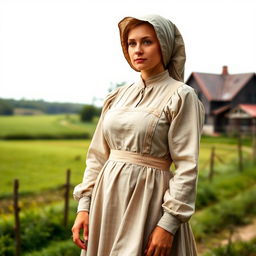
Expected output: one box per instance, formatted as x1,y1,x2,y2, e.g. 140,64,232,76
0,114,97,139
0,133,255,255
203,237,256,256
0,135,253,198
191,184,256,241
23,239,80,256
0,200,79,256
0,140,90,197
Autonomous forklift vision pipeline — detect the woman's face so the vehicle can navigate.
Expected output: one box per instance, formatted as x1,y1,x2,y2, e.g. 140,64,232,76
127,23,164,78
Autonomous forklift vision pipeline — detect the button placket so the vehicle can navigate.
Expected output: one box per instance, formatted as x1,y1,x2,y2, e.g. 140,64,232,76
134,87,145,107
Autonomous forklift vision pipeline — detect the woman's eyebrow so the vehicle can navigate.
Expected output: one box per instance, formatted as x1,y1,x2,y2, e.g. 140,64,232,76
128,36,153,41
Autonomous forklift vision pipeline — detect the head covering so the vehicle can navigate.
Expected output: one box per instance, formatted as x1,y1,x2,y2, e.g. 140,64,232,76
118,14,186,82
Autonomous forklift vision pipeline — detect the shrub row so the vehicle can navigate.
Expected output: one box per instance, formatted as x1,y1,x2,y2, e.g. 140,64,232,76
24,239,80,256
196,159,256,209
191,185,256,241
0,133,90,140
0,202,77,256
203,238,256,256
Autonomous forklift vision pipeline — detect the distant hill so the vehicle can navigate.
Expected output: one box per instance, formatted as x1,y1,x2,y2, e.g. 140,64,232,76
0,98,86,115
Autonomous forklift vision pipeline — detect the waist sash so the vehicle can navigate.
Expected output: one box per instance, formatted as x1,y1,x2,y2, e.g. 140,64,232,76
109,149,172,171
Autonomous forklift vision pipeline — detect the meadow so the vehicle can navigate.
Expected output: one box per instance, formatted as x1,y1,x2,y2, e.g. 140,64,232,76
0,138,250,198
0,114,97,139
0,114,255,255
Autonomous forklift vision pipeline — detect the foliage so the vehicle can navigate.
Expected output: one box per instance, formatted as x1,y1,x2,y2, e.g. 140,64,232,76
191,185,256,241
0,235,14,256
0,98,84,114
0,201,78,255
196,183,218,209
80,104,101,122
24,240,80,256
0,99,14,115
196,158,256,209
0,137,255,254
203,238,256,256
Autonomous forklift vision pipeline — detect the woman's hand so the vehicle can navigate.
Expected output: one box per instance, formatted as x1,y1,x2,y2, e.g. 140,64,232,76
71,211,89,250
144,226,173,256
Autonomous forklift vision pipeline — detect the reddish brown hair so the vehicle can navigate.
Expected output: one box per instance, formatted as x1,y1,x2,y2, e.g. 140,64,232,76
123,19,153,51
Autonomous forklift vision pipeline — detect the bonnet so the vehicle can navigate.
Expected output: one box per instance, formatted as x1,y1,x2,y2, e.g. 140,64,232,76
118,14,186,82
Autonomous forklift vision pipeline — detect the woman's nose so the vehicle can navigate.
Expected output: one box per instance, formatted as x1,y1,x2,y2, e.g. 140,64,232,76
134,44,143,55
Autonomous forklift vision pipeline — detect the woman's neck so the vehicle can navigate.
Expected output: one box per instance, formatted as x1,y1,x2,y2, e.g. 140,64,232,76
141,63,165,81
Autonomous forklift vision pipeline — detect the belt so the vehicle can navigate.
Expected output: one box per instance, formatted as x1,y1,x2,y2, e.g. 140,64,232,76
109,149,172,171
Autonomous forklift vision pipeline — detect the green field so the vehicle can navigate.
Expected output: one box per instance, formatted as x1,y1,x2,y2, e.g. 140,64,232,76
0,114,97,139
0,114,255,256
0,140,91,197
0,137,255,256
0,137,252,197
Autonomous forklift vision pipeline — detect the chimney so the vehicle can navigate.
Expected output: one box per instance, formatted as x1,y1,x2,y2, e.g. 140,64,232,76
222,65,229,75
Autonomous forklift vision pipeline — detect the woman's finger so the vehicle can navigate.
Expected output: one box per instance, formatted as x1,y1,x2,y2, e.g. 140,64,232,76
152,246,161,256
160,247,167,256
83,223,89,241
144,233,153,255
166,245,172,255
146,242,155,256
72,226,86,250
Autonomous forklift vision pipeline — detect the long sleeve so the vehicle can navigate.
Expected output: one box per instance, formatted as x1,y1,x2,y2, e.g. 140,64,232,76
157,85,205,235
73,87,121,213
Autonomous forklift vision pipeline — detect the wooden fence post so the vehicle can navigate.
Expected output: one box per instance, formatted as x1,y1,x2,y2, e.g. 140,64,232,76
64,169,71,227
237,131,243,172
13,179,21,256
208,146,215,182
252,118,256,164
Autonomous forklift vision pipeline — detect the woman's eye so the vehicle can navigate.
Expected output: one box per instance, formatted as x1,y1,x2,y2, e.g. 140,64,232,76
128,41,136,47
143,40,152,45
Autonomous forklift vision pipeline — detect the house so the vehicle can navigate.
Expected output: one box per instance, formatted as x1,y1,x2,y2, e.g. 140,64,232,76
186,66,256,134
227,104,256,134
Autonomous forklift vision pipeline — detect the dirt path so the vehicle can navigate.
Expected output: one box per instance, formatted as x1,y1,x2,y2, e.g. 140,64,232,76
197,218,256,255
220,218,256,245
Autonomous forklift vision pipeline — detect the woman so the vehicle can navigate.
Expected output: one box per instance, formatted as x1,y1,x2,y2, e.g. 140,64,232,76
72,14,205,256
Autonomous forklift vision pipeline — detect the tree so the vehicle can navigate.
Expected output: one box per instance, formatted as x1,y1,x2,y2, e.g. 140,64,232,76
80,104,99,122
0,99,14,115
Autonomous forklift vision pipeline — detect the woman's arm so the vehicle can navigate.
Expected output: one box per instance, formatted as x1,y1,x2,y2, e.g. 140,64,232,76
73,87,121,213
157,85,205,235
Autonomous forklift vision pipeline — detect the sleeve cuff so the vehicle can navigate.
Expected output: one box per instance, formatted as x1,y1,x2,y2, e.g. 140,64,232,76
157,211,182,235
76,196,91,213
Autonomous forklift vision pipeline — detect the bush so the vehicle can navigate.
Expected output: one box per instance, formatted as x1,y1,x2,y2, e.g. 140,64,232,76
203,238,256,256
192,185,256,241
80,105,100,122
2,133,90,140
0,203,77,255
0,235,14,256
0,99,13,115
196,183,218,209
24,240,80,256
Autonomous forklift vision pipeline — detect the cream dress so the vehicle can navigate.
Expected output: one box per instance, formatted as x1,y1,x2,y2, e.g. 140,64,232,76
73,70,205,256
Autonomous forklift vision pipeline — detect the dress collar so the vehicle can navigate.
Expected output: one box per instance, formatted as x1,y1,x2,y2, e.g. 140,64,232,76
137,70,170,89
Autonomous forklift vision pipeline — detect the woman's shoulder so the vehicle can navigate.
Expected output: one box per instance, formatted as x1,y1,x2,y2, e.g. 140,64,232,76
102,83,132,113
105,83,133,99
164,79,202,118
167,76,196,96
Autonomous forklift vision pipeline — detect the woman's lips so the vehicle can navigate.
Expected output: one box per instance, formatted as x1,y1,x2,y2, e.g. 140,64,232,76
134,58,146,63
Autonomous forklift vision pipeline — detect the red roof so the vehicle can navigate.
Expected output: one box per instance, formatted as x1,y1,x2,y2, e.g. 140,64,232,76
239,104,256,118
187,71,254,101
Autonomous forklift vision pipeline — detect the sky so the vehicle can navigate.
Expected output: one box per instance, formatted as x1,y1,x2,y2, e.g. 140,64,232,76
0,0,255,106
